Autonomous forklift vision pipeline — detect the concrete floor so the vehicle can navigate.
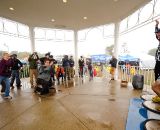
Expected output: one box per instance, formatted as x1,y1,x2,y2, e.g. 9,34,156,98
0,77,142,130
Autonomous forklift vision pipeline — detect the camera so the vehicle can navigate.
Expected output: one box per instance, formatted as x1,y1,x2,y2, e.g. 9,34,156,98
32,52,38,59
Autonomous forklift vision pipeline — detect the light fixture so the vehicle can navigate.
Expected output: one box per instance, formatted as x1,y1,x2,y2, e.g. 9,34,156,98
9,7,14,11
83,17,87,20
51,19,55,22
114,0,118,2
63,0,67,3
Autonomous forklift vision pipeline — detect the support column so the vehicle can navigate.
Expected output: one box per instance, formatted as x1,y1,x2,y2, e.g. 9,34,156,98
29,27,35,53
113,22,120,58
74,30,79,76
113,22,120,80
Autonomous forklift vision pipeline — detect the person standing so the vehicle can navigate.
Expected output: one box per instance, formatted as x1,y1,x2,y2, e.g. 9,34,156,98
109,55,117,80
0,53,13,99
78,56,85,78
154,20,160,81
152,20,160,97
28,52,39,88
69,56,75,78
62,55,70,81
10,54,23,89
49,55,57,82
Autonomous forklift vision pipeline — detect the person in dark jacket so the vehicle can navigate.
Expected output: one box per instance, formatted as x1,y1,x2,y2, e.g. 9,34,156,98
0,52,13,99
62,55,70,80
69,56,75,78
109,55,117,80
10,54,23,89
78,56,85,77
28,52,39,88
154,20,160,81
152,20,160,98
35,59,51,95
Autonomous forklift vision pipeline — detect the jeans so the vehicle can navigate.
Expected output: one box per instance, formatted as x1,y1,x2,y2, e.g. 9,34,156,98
0,76,10,96
10,70,21,87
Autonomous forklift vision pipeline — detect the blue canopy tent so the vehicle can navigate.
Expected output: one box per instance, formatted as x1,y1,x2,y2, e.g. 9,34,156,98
91,54,111,63
119,54,138,61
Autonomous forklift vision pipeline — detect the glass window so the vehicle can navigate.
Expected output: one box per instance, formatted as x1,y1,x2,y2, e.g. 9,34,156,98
139,3,153,23
119,18,128,33
103,24,114,37
35,28,45,39
35,40,74,56
3,19,17,34
154,0,160,17
64,30,73,41
78,30,88,41
46,29,55,40
55,30,64,40
0,33,31,52
128,10,139,28
18,24,29,37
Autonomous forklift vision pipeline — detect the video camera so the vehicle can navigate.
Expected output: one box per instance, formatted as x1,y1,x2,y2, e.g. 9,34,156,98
32,52,38,59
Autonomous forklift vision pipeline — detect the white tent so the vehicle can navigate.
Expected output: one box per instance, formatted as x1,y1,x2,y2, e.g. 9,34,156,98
131,53,155,69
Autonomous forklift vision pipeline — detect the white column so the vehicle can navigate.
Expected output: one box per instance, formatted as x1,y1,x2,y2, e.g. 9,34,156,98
113,22,120,80
74,30,79,76
29,27,35,53
113,22,120,58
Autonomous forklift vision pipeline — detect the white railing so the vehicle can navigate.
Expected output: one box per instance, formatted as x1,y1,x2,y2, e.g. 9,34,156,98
118,65,155,87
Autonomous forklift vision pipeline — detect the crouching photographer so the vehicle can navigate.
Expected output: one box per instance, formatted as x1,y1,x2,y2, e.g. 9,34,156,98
35,59,51,95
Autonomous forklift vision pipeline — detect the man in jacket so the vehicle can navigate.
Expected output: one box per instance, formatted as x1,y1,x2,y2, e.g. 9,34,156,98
10,54,23,89
78,56,85,78
69,56,75,78
0,52,13,99
28,52,39,88
36,59,51,95
154,20,160,81
152,20,160,98
62,55,70,81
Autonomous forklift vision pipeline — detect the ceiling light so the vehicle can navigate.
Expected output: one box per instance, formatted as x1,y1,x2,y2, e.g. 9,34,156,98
9,7,14,11
83,17,87,20
51,19,55,22
63,0,67,3
114,0,118,2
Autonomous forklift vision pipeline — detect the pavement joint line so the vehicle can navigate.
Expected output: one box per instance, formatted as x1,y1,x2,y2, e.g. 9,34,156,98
58,100,91,130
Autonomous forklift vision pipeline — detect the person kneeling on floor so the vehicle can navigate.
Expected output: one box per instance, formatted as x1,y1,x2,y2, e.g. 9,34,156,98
35,59,51,95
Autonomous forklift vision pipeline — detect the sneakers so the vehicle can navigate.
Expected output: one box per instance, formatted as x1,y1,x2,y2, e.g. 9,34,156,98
4,95,12,99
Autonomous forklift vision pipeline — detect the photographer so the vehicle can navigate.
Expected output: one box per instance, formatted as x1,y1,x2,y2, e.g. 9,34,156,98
35,59,52,95
28,52,39,88
10,54,23,89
